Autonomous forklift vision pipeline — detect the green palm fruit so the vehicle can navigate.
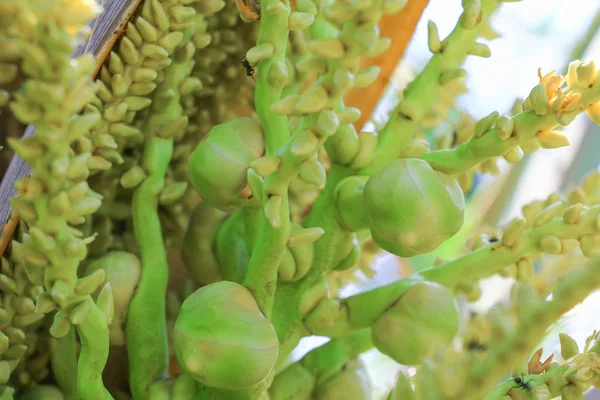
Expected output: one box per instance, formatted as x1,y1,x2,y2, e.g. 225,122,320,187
363,158,465,257
314,359,371,400
188,117,265,211
371,281,460,365
83,252,141,346
173,281,279,390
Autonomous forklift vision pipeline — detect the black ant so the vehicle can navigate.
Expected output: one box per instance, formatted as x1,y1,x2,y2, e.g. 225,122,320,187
513,375,533,392
466,339,488,351
489,237,499,243
240,57,256,80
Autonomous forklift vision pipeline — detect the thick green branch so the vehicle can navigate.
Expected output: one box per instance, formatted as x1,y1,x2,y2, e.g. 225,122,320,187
463,260,600,400
360,0,501,175
421,204,600,287
76,301,113,400
254,0,291,154
127,137,172,399
421,70,600,175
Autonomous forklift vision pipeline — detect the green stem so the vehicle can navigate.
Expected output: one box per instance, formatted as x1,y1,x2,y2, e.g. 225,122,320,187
300,329,374,377
242,0,291,318
360,0,500,175
484,9,600,225
307,204,600,337
463,260,600,400
243,198,291,318
76,299,114,400
127,137,173,399
420,204,600,288
254,0,291,154
51,328,79,400
304,275,423,337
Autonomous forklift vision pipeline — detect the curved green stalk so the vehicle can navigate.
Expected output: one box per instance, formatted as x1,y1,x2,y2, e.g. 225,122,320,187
51,329,79,399
300,329,374,373
77,300,113,400
127,43,194,398
127,137,172,399
421,204,600,287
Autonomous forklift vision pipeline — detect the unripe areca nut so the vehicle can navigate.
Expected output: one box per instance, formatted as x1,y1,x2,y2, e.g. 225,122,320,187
173,281,279,390
314,359,371,400
371,281,460,365
189,117,265,211
363,158,465,257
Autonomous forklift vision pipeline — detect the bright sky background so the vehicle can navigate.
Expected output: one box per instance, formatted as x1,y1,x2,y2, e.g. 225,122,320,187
297,1,600,398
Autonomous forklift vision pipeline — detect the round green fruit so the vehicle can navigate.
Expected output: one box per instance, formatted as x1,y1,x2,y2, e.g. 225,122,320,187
173,281,279,390
363,158,465,257
371,281,460,365
189,117,265,211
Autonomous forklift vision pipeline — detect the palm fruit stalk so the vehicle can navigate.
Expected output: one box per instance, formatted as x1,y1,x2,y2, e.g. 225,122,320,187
123,1,204,397
360,0,507,175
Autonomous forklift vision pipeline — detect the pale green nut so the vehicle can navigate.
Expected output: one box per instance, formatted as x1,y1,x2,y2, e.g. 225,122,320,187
363,158,465,257
189,117,265,211
173,281,280,390
314,359,372,400
371,281,460,365
83,251,141,346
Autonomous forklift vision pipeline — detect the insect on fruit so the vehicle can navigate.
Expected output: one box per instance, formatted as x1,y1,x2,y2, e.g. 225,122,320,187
240,57,256,80
513,375,533,391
